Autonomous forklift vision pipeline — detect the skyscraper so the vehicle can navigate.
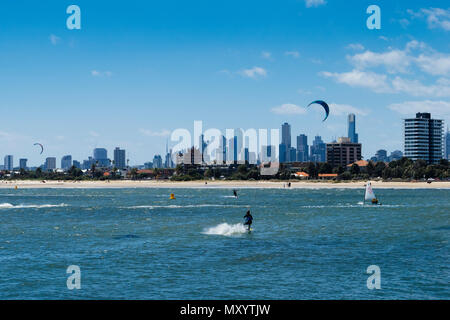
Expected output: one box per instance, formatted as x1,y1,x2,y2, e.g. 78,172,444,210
388,150,403,162
348,113,358,143
61,155,72,170
215,135,227,164
73,160,81,169
446,127,450,160
310,136,326,162
4,155,13,171
280,122,291,162
374,149,388,162
227,135,238,164
281,123,291,148
404,113,444,164
260,145,275,162
93,148,110,167
19,158,28,170
296,134,309,162
114,147,126,169
153,155,163,168
45,157,56,171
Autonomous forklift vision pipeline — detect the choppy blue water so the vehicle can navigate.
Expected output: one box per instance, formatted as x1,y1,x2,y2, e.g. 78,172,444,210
0,187,448,299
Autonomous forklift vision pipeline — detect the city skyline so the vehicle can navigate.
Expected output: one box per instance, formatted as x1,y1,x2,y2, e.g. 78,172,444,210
7,111,439,170
1,1,449,165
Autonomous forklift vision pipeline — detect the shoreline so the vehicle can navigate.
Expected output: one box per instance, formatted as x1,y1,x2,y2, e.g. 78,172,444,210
0,180,449,189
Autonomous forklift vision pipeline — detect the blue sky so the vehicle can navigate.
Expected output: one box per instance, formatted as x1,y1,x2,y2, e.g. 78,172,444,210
0,0,449,166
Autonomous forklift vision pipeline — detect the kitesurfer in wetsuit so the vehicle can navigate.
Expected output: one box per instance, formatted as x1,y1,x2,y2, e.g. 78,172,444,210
233,189,238,198
243,210,253,231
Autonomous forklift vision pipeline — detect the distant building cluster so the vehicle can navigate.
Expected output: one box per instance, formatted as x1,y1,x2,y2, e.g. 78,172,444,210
1,112,448,173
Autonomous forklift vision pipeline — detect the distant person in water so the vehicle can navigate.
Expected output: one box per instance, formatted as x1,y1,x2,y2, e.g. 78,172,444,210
233,189,238,198
243,210,253,231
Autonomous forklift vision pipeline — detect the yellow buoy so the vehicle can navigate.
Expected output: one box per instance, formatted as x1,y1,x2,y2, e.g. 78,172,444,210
169,193,175,200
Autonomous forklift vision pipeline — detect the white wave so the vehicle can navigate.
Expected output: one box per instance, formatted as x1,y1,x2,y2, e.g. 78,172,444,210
0,203,68,209
126,204,240,209
202,223,247,236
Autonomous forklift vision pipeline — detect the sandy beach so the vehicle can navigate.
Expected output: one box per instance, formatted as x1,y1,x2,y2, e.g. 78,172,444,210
0,179,449,189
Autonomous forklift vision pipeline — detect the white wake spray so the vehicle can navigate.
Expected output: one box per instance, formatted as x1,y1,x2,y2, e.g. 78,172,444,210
202,223,247,236
0,203,68,209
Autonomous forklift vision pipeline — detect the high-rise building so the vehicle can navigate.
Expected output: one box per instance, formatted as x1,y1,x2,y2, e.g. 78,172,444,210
404,113,444,164
227,135,238,164
114,147,126,169
296,134,309,162
19,158,28,170
93,148,110,167
4,155,13,171
446,127,450,160
280,122,291,162
310,136,326,162
260,145,275,162
388,150,403,162
164,150,174,168
153,155,163,168
348,113,358,143
279,143,287,163
73,160,81,169
181,148,202,165
281,123,291,148
374,149,388,162
326,137,362,167
61,155,72,170
45,157,57,171
215,136,227,164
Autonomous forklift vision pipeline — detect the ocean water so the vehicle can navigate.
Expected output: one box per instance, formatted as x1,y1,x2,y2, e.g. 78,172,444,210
0,187,448,300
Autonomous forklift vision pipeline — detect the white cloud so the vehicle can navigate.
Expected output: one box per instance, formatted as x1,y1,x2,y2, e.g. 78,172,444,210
285,51,300,58
91,70,113,77
408,7,450,31
49,34,61,45
261,51,272,60
329,103,369,116
399,18,410,28
320,69,391,93
271,104,306,115
297,88,312,95
322,40,450,98
305,0,326,8
348,49,411,73
240,67,267,79
139,129,171,137
388,100,450,117
322,69,450,97
415,54,450,76
391,77,450,97
346,43,365,51
310,58,322,64
344,41,437,74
